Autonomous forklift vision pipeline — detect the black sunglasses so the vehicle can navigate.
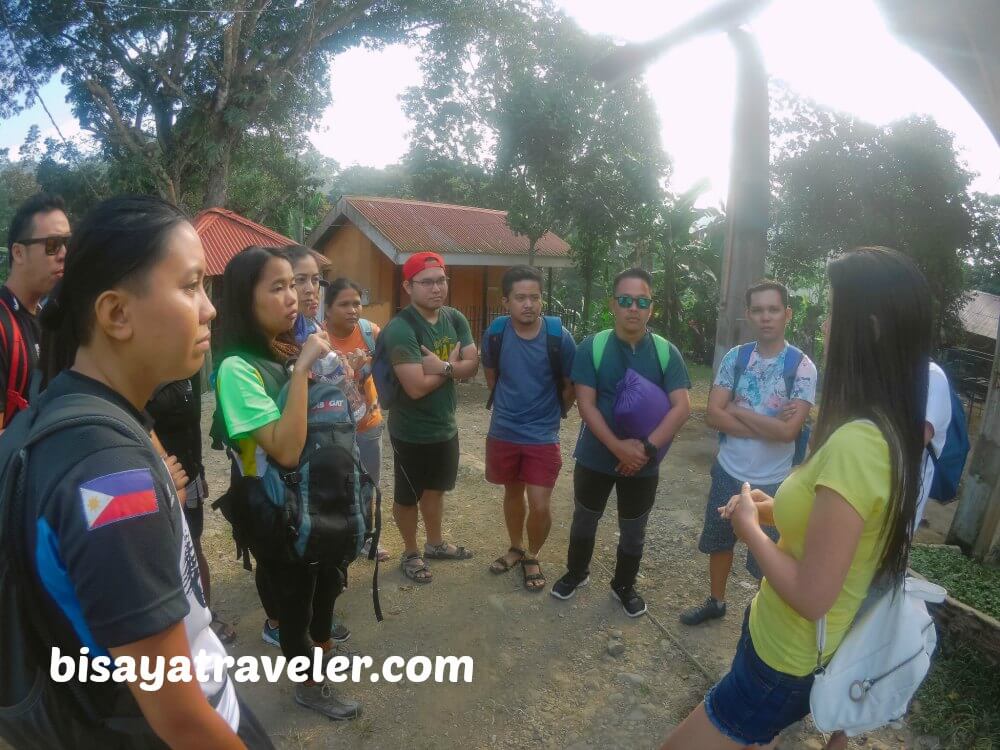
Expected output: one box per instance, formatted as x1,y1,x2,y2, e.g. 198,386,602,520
615,294,652,310
16,235,70,256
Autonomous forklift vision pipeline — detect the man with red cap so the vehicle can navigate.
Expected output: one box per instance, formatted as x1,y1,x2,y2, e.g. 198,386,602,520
380,251,479,583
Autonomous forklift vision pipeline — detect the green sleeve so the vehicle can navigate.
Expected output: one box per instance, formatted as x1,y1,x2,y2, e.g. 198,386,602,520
216,357,281,440
383,317,423,366
663,343,691,392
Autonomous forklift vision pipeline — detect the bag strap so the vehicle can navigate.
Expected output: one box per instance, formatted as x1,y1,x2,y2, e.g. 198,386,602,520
484,316,510,411
358,319,377,354
0,298,28,419
592,329,613,372
650,333,671,377
782,344,804,401
544,316,568,418
730,342,756,401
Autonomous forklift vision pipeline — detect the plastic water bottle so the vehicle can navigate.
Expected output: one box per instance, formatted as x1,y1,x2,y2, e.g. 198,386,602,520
311,352,367,423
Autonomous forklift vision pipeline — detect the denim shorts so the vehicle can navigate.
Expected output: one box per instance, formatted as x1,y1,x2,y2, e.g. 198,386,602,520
698,461,780,579
704,607,814,745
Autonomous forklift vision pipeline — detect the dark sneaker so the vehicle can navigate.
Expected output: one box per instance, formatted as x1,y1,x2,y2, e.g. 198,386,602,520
261,619,280,648
679,596,727,626
330,617,350,643
611,584,647,618
294,682,361,721
549,572,590,600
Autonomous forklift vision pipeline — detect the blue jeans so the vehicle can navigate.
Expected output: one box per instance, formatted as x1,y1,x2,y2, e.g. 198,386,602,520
704,607,814,745
357,424,383,534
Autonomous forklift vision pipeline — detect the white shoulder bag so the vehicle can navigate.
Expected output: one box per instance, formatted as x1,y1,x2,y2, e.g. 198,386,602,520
810,576,946,736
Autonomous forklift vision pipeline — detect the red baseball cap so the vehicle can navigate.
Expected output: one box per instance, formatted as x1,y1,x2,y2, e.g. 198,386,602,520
403,251,446,282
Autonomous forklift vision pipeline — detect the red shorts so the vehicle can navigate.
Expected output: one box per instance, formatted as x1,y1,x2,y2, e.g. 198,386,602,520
485,438,562,489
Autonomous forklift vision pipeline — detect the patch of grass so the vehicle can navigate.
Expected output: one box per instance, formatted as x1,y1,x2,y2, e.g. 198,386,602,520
912,640,1000,749
688,362,713,387
909,546,1000,621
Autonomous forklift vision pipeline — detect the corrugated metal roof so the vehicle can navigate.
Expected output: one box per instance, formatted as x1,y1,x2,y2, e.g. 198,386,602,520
960,289,1000,340
193,208,327,277
343,196,571,257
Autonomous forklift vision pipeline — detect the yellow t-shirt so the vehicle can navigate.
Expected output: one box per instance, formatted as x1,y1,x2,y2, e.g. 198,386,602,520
749,420,892,676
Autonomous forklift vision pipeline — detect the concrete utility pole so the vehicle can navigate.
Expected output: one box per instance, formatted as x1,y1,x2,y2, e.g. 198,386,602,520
712,28,770,373
948,315,1000,564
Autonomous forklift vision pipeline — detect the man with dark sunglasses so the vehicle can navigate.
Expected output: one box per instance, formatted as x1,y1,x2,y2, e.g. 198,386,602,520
551,267,691,616
2,192,70,427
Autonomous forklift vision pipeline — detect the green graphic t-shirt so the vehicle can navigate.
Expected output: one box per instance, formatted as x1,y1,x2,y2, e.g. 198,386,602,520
380,305,474,443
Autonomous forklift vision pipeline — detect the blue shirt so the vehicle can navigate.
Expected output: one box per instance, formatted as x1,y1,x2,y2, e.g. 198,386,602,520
571,331,690,477
483,321,576,444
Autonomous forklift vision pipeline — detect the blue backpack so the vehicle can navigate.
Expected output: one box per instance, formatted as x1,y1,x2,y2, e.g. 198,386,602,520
483,315,568,418
727,342,811,466
371,306,459,411
928,378,970,503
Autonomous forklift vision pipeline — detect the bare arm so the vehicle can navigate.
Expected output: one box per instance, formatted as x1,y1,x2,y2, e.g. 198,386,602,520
731,484,864,621
484,367,497,391
110,622,245,750
452,343,479,379
705,386,757,438
561,377,576,413
728,399,811,443
250,365,310,468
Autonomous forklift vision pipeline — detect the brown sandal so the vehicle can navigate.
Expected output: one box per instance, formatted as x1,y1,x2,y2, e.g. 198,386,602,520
489,546,525,574
521,558,545,592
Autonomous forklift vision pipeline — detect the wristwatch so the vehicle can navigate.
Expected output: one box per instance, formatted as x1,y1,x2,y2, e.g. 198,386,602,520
642,439,658,459
442,361,454,379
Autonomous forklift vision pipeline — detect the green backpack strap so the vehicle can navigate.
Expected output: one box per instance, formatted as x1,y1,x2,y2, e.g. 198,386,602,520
591,329,614,372
592,329,670,377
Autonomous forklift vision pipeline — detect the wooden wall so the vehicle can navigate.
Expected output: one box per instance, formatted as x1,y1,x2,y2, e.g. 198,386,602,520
317,224,396,326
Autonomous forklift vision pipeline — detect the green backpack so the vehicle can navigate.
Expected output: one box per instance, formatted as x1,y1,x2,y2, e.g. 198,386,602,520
591,329,671,378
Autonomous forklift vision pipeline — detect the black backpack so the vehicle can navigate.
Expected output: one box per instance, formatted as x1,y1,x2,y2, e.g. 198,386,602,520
0,392,167,749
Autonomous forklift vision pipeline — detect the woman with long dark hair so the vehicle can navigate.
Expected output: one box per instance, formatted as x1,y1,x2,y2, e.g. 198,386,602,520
13,196,271,748
662,247,932,750
213,245,360,721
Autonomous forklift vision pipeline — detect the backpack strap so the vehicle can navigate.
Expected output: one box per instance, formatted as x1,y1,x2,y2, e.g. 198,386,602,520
730,342,757,401
0,298,29,421
782,344,805,401
650,333,671,378
592,329,614,372
357,319,377,354
543,316,569,417
484,315,510,411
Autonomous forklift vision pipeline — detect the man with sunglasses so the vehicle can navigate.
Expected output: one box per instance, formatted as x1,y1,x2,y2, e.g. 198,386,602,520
551,268,691,616
2,193,70,427
380,251,479,585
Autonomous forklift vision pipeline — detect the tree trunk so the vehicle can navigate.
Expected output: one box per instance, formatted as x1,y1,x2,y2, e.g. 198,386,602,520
581,260,594,329
202,138,234,208
712,27,769,374
528,235,539,266
949,313,1000,564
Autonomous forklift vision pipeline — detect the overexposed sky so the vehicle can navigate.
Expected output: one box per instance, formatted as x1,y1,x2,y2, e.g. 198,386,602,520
3,0,998,206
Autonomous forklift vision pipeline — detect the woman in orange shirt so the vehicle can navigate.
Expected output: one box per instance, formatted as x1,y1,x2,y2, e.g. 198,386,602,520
324,277,389,562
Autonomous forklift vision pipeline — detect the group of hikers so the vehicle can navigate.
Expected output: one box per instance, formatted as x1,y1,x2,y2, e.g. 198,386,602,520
0,191,961,750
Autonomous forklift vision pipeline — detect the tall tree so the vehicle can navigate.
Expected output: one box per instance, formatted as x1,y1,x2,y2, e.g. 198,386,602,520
769,86,976,344
0,0,452,209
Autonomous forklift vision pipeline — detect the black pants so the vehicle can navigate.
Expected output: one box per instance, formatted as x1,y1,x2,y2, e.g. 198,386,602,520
258,559,342,659
566,464,659,588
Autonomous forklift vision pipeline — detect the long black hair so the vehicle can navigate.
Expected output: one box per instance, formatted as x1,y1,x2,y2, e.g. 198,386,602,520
39,195,189,384
809,247,932,582
214,245,291,360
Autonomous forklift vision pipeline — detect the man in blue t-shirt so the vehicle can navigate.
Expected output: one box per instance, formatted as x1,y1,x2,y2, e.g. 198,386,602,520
550,268,691,617
483,266,576,592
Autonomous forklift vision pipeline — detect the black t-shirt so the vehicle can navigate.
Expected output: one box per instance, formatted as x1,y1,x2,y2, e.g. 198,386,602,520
0,285,41,416
23,370,238,726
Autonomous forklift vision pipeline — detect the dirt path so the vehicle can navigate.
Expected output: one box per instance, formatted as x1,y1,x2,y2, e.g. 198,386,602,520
201,377,919,750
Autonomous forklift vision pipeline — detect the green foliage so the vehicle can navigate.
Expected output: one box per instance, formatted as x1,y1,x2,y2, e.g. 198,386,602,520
769,85,985,346
912,640,1000,749
1,0,456,207
909,546,1000,620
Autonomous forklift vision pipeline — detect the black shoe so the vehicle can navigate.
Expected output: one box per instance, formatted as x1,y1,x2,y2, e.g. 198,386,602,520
679,596,727,626
611,584,647,618
294,682,361,721
550,572,590,600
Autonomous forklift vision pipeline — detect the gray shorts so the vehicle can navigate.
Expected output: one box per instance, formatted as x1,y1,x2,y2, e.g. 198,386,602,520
698,461,781,579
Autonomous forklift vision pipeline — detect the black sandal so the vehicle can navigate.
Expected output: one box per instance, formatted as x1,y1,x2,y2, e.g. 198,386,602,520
521,558,545,592
489,546,525,574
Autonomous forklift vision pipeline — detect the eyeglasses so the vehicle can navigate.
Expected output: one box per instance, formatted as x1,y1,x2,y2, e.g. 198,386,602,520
411,276,449,289
16,235,70,256
615,294,652,310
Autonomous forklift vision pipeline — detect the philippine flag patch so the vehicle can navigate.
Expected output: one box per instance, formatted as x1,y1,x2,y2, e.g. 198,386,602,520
79,468,159,531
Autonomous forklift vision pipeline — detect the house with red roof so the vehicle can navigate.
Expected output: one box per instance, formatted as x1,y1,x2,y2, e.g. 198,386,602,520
307,196,571,336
